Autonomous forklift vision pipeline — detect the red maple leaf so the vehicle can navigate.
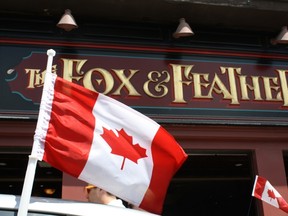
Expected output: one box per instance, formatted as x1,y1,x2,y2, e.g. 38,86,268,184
101,127,147,170
268,189,276,200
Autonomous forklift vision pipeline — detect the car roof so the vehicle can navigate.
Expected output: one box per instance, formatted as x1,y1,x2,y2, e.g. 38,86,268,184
0,194,161,216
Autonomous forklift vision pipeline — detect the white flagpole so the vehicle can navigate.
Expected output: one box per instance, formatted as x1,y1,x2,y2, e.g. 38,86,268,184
17,49,56,216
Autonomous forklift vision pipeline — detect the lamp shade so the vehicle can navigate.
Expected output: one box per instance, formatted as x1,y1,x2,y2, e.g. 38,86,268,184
173,18,194,38
57,9,78,31
271,26,288,44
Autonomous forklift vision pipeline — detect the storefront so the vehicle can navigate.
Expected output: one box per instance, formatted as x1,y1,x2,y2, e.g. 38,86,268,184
1,16,288,216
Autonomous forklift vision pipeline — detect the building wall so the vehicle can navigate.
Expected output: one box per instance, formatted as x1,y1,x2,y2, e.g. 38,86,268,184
1,11,288,215
1,120,287,215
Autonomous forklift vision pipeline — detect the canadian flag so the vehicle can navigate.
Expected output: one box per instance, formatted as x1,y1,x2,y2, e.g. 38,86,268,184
32,71,187,214
252,175,288,213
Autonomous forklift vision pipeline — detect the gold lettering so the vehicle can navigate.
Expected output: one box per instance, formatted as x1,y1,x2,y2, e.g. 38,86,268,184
277,69,288,106
208,73,234,103
26,69,40,88
112,69,140,96
143,70,169,98
34,70,45,87
23,57,288,108
83,68,114,94
26,65,57,88
170,64,193,103
239,76,263,100
61,58,86,82
262,77,282,101
192,73,211,98
220,67,240,104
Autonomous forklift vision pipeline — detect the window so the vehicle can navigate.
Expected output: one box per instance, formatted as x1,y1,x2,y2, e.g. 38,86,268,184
0,147,62,198
163,150,257,216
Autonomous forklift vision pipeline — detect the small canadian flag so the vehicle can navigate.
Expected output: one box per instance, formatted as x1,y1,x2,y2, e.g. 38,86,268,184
252,175,288,213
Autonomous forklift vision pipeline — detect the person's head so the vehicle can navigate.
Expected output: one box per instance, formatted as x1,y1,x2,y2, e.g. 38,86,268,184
84,184,117,204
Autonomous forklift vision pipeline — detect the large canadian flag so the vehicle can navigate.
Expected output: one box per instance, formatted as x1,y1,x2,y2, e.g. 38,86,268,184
32,70,187,214
252,175,288,213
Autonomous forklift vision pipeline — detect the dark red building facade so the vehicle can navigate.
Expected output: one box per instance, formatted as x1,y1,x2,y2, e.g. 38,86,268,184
1,1,288,215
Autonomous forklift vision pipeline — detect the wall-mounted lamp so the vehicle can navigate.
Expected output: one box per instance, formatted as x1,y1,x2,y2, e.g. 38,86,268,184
173,18,194,38
271,26,288,45
57,9,78,31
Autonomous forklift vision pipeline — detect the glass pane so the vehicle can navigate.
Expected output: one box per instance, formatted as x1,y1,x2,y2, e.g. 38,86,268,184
0,147,62,198
162,150,257,216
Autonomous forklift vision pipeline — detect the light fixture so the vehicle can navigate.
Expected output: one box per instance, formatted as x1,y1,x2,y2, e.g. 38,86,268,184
57,9,78,31
173,18,194,38
271,26,288,45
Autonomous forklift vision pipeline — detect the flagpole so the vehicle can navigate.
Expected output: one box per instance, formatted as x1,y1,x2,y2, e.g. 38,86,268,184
17,49,56,216
17,156,38,216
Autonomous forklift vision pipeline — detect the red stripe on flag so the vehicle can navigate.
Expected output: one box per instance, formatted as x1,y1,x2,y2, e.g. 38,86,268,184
254,176,267,200
43,77,99,177
140,126,187,214
277,197,288,213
